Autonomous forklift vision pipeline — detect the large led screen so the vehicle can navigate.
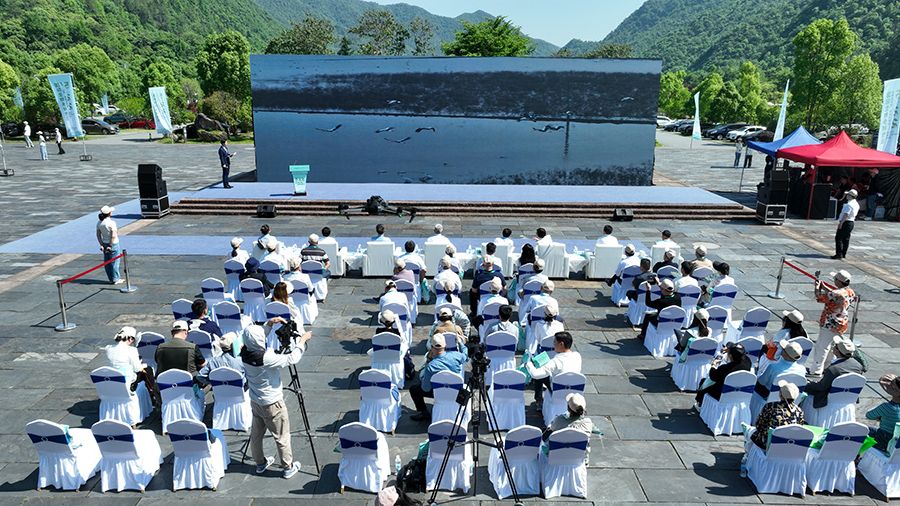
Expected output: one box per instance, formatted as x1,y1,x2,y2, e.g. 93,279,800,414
251,55,661,185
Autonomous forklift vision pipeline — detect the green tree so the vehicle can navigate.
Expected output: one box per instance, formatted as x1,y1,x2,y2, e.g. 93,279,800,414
658,70,690,118
180,77,201,106
828,53,882,129
580,43,633,59
441,16,535,57
736,61,763,123
142,60,185,120
53,43,119,111
265,15,336,55
337,36,353,56
693,72,724,119
549,47,575,58
792,18,855,129
0,58,21,121
408,16,435,56
201,90,241,133
709,82,742,124
22,66,77,122
348,10,409,56
196,30,251,101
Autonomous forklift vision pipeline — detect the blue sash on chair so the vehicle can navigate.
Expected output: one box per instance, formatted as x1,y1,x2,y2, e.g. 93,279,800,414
554,383,585,392
431,381,462,390
824,433,867,444
505,435,541,450
91,374,127,383
486,343,515,353
769,435,813,447
721,384,755,394
243,287,264,295
29,433,69,445
218,313,242,320
429,432,466,444
93,433,135,443
361,380,392,389
372,344,401,352
658,316,682,325
173,311,191,319
548,440,587,451
494,383,525,391
341,438,379,450
209,379,241,387
829,386,863,395
687,348,716,356
168,432,208,442
203,287,225,293
159,380,194,390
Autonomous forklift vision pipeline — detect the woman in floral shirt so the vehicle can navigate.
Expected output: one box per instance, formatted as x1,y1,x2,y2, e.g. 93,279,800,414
751,380,805,450
811,270,855,375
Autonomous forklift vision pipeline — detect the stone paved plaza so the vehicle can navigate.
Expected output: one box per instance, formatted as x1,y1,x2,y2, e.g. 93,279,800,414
1,130,900,505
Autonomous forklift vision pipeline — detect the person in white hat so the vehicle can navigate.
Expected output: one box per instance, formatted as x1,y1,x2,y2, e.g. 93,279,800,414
409,333,469,422
155,320,207,377
105,326,159,407
96,205,122,284
757,310,808,374
433,256,461,298
517,258,548,299
518,279,557,338
636,276,682,340
804,336,864,410
751,340,805,416
23,120,33,148
37,130,48,160
476,276,508,317
607,243,639,287
260,236,287,272
691,245,714,270
811,270,855,375
542,392,597,462
475,242,504,274
301,233,331,302
195,331,246,388
470,255,504,313
750,380,805,450
428,307,465,350
833,188,859,259
378,280,407,313
284,257,316,320
532,302,565,355
425,223,452,245
230,237,250,263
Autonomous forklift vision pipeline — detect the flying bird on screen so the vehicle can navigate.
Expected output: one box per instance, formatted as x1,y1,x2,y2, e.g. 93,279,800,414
533,125,563,132
415,127,435,132
402,177,412,183
316,124,342,132
377,170,388,174
385,137,411,143
387,100,401,104
518,113,537,122
397,171,407,175
375,127,394,133
620,97,635,101
419,175,433,183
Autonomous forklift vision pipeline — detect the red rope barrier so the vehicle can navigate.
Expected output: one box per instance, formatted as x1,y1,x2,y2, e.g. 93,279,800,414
60,253,125,285
782,259,835,290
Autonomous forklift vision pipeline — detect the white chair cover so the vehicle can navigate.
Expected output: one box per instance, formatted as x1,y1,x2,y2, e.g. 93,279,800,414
135,331,164,373
806,421,867,494
543,372,587,427
394,279,418,325
699,370,755,435
371,332,405,389
801,372,866,428
432,370,470,427
338,422,391,493
91,419,162,492
516,263,535,287
319,241,344,277
484,331,517,386
709,282,738,320
488,425,542,498
790,336,814,367
542,243,568,278
209,367,251,431
735,336,764,372
404,257,424,301
213,301,245,337
705,305,729,342
26,420,101,490
858,433,900,500
657,265,679,280
264,301,292,350
692,266,714,282
258,259,282,285
587,243,623,280
239,278,267,322
671,337,718,391
426,420,472,493
172,298,193,320
538,334,557,361
534,321,564,360
678,284,701,327
168,418,230,491
301,259,328,301
479,301,504,340
91,366,151,426
611,265,642,307
492,243,511,277
223,259,245,302
746,424,813,497
187,329,215,361
651,244,681,267
424,242,450,278
644,306,686,358
434,300,463,321
363,241,395,277
519,278,544,314
359,369,401,433
288,277,318,325
750,372,806,422
381,302,411,344
487,370,526,432
541,428,588,499
158,369,205,433
626,282,650,326
201,277,227,307
724,306,770,343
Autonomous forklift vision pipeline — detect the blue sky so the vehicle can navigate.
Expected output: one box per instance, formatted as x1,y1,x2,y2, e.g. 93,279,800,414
368,0,647,47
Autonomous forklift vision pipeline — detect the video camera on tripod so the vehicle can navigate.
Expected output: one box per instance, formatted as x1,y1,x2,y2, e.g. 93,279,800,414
274,318,303,354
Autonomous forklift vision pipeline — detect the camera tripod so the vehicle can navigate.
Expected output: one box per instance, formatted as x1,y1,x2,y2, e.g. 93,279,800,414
427,355,523,506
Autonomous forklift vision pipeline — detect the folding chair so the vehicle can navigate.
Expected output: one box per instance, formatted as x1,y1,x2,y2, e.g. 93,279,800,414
611,265,641,307
432,370,470,427
484,330,517,386
258,259,282,286
801,372,866,428
371,332,405,389
239,278,267,322
541,428,589,498
337,422,391,493
91,366,151,426
301,259,328,301
806,421,868,494
26,419,101,491
167,418,230,491
213,301,244,337
158,369,205,434
287,276,317,325
678,284,701,327
91,418,162,492
209,367,251,431
746,424,813,497
264,301,292,350
223,259,245,302
724,306,771,343
394,279,418,325
488,425,541,498
425,420,472,493
671,337,718,391
644,306,686,358
542,372,586,427
858,422,900,501
358,369,401,433
487,369,526,432
363,241,395,277
172,298,193,320
201,277,227,306
186,329,215,361
136,332,165,373
587,243,623,280
699,370,755,435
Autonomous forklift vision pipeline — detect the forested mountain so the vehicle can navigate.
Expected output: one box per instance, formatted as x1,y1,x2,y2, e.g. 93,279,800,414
566,0,900,79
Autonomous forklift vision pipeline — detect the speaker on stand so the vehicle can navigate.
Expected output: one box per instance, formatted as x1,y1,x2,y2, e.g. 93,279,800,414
137,164,170,218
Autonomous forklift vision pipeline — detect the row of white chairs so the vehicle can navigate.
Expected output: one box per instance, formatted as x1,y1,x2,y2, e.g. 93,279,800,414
222,259,329,302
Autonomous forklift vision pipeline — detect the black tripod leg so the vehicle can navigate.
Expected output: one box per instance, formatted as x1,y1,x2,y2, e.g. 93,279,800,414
479,382,521,503
427,394,470,505
287,364,320,475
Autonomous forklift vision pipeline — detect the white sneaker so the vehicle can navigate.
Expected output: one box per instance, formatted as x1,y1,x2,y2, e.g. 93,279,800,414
256,456,275,474
863,216,872,221
283,461,301,479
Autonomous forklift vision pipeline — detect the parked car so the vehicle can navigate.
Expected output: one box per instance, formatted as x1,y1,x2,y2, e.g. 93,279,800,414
123,117,155,129
741,129,774,143
1,122,23,137
103,113,130,124
656,116,672,127
34,123,66,138
706,123,748,140
665,119,692,132
681,122,715,136
726,125,764,141
81,118,118,135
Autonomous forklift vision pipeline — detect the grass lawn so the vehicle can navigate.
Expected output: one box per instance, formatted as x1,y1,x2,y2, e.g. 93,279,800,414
155,131,255,145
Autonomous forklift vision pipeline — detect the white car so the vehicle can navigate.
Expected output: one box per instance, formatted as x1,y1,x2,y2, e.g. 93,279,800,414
726,125,764,141
656,116,672,128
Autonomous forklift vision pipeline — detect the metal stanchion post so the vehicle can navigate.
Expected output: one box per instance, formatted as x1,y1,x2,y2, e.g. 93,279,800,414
119,250,137,293
849,295,861,341
55,280,76,332
768,256,786,299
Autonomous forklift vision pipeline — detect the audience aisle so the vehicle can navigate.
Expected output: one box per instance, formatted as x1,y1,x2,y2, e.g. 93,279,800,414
1,212,899,504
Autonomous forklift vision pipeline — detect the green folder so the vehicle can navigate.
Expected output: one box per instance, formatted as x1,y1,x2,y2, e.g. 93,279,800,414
531,351,551,368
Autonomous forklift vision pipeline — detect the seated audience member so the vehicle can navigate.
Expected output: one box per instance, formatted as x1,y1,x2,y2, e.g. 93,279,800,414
519,280,557,329
866,375,900,451
230,237,249,263
398,241,426,282
607,244,639,287
379,280,408,312
190,298,223,339
443,244,462,274
425,223,452,245
597,224,618,245
626,258,656,301
804,337,864,409
195,332,245,387
301,234,331,272
271,281,301,321
105,326,158,404
653,249,677,273
240,257,275,297
409,334,469,421
375,310,401,336
260,237,287,272
758,310,807,375
534,303,565,348
754,341,804,400
470,256,505,313
433,257,461,296
477,277,508,317
517,259,548,299
657,229,678,248
517,244,537,272
391,259,416,285
371,223,390,242
694,342,751,407
156,321,207,377
427,307,466,350
253,224,273,259
637,278,681,340
319,226,337,245
435,280,462,310
675,308,710,353
494,228,515,249
674,261,698,291
525,331,582,410
700,261,733,306
534,227,552,246
429,296,471,339
750,380,805,450
691,245,714,271
284,257,313,294
487,304,521,339
475,242,503,274
542,393,598,463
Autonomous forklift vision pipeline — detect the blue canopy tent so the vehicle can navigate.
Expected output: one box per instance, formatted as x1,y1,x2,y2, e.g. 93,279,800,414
748,126,821,157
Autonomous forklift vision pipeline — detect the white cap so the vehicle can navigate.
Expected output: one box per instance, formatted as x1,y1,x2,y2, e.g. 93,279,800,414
100,205,115,215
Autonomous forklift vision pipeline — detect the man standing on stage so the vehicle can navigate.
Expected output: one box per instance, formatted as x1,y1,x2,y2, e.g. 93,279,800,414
219,140,235,189
832,189,858,259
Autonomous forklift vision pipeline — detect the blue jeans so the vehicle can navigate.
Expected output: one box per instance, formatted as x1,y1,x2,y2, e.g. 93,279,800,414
39,144,48,160
103,242,121,282
867,194,877,218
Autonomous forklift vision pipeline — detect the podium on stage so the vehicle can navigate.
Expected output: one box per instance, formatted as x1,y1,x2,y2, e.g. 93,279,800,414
289,165,309,196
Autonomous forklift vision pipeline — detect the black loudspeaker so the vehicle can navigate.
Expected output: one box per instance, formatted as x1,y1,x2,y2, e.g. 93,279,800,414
138,164,167,198
612,208,633,221
257,204,277,218
770,169,789,190
808,183,831,219
758,186,789,205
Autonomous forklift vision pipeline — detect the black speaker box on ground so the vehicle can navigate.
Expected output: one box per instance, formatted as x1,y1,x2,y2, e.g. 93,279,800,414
758,186,789,205
137,163,162,182
138,164,167,199
257,204,277,218
808,183,832,219
612,208,633,221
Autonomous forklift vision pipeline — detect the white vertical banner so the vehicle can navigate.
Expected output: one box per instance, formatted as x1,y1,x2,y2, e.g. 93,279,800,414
47,74,84,138
100,94,109,116
12,87,23,110
877,78,900,154
691,92,701,140
148,86,173,134
774,79,789,141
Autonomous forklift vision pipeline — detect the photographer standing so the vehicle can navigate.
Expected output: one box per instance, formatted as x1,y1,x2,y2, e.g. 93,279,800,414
241,322,311,479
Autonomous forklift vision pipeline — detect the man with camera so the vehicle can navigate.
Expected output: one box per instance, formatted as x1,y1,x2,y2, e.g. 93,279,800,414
241,320,311,479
